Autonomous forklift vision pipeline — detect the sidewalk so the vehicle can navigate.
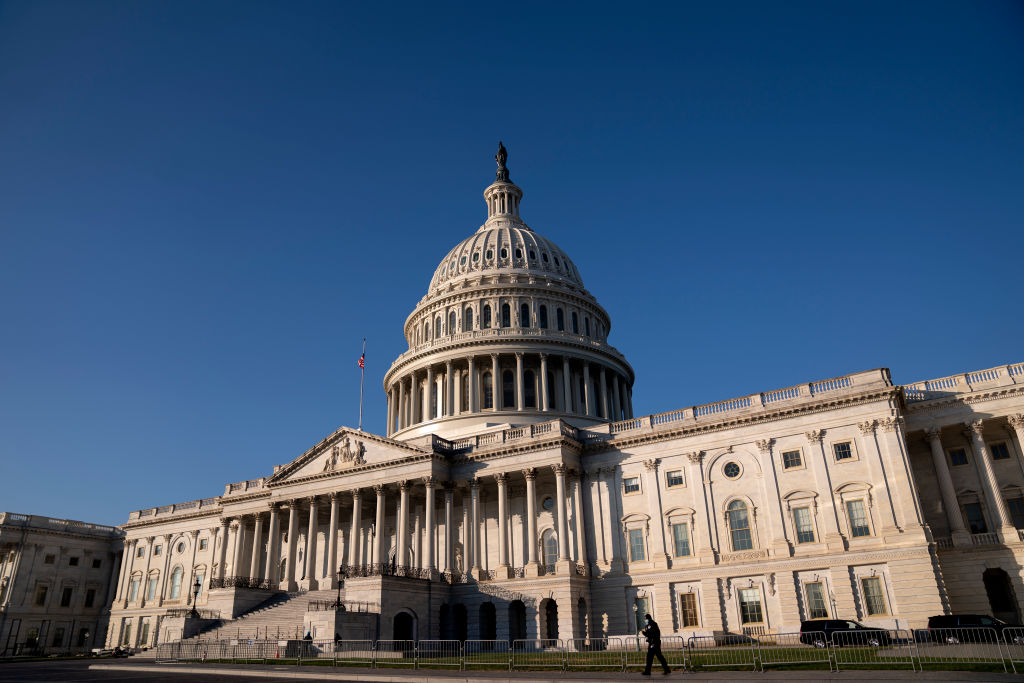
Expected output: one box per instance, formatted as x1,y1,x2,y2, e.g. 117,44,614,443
89,662,1024,682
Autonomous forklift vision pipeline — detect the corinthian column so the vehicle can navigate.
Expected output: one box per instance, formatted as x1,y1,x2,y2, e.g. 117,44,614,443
925,428,970,545
250,512,264,582
554,465,571,566
373,485,386,564
491,354,500,410
966,420,1016,541
264,504,280,584
326,493,340,587
397,481,410,567
215,519,229,582
524,469,539,575
424,478,437,574
467,357,477,412
470,479,481,576
515,353,525,411
349,490,363,567
496,473,510,577
540,354,550,411
302,497,319,588
285,501,299,590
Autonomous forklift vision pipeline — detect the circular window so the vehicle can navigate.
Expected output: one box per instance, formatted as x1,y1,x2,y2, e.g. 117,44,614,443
500,248,508,259
472,252,480,262
723,462,741,479
176,542,185,553
460,256,466,265
486,249,493,260
542,497,555,511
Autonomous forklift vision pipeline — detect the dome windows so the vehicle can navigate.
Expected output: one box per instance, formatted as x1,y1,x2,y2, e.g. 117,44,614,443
500,248,508,259
482,372,494,409
459,256,466,266
724,462,741,479
539,305,548,329
463,307,473,331
556,308,565,331
529,250,536,260
501,304,511,328
520,303,530,328
482,305,492,329
515,248,523,259
571,312,579,334
542,252,549,263
554,256,560,267
449,261,456,271
448,311,456,334
473,252,480,262
486,249,494,260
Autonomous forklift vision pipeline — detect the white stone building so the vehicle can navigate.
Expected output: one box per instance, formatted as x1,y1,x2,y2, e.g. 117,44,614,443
106,146,1024,647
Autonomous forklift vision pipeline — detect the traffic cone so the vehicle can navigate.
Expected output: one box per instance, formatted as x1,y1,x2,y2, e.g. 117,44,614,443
275,651,279,658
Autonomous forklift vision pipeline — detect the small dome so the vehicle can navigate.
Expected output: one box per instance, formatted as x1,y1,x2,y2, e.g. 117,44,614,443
428,225,584,291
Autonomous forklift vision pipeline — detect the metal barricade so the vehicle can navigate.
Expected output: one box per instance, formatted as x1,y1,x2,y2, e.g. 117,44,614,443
374,639,416,667
831,629,914,671
565,638,623,670
302,639,336,666
913,627,1006,672
334,639,375,667
1003,627,1024,674
154,642,178,662
416,639,462,669
512,638,564,669
463,639,511,670
756,631,832,671
687,633,757,670
610,635,646,670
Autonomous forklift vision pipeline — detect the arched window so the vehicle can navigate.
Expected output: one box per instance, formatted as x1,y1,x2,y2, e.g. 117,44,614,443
539,305,548,329
501,304,511,328
449,311,456,334
524,370,536,408
482,305,491,329
520,303,530,328
542,530,558,572
502,370,514,409
435,316,441,337
169,566,183,600
556,308,565,331
547,371,557,410
423,322,429,341
461,372,469,411
463,307,473,331
571,312,579,334
585,317,590,337
727,500,753,551
483,372,494,410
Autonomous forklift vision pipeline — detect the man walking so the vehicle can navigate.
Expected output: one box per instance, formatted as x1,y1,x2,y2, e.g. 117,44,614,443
640,613,670,675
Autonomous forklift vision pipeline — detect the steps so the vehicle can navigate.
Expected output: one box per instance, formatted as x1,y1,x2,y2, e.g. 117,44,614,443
189,589,341,641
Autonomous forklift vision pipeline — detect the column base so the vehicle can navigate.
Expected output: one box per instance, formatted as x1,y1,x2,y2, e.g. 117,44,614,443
494,565,511,580
297,578,319,590
320,576,340,590
651,553,670,570
771,539,792,557
555,559,574,576
951,531,973,547
280,580,298,592
997,526,1020,544
525,561,542,578
824,534,847,551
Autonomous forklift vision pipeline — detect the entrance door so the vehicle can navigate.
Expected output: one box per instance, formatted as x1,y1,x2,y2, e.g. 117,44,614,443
544,600,558,640
393,612,414,641
984,568,1020,623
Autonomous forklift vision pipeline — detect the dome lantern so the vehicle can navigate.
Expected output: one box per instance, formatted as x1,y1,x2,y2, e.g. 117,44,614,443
483,142,523,225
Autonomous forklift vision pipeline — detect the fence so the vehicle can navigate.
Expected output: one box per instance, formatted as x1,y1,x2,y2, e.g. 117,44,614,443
151,631,1024,671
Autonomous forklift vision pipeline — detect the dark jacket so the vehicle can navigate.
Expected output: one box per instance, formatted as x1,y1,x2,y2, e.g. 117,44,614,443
642,619,662,646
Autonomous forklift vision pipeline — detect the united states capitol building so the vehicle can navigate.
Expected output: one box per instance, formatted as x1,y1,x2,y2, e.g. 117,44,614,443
15,146,1021,652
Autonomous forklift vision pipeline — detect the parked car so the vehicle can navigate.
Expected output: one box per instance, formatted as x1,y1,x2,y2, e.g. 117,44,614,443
926,615,1016,643
799,619,892,647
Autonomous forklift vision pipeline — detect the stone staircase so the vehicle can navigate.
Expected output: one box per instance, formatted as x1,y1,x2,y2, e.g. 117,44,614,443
189,589,341,641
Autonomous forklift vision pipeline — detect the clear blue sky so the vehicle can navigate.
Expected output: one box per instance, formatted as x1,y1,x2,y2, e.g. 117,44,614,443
1,1,1021,525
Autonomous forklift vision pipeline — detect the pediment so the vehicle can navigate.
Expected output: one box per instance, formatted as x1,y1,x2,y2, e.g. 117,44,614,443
267,428,430,485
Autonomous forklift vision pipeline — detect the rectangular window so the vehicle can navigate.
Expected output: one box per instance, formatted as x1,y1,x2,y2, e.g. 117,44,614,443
60,586,73,607
680,593,699,627
34,585,48,606
805,582,829,619
833,442,853,461
628,528,646,562
793,507,815,544
861,577,887,615
85,588,96,608
146,577,158,601
153,545,162,556
666,470,684,488
634,596,651,632
44,554,55,565
140,620,151,645
136,547,145,558
671,523,691,557
122,620,132,646
949,448,968,466
991,442,1011,460
69,556,79,566
52,627,65,647
92,558,102,569
199,539,208,551
1008,498,1024,530
963,502,988,534
739,587,763,624
782,450,803,469
623,477,640,494
129,578,140,602
846,500,871,537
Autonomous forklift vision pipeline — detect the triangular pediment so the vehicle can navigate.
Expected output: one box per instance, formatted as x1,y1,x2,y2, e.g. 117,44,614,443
267,427,431,485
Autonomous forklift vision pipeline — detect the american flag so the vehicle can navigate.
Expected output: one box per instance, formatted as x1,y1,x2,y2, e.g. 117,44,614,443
358,352,365,369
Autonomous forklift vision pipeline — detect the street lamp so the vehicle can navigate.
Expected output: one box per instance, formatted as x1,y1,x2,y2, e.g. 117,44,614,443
189,578,202,618
335,564,346,609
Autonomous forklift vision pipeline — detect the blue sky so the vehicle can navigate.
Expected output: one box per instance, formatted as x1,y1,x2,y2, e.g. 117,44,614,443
1,1,1021,525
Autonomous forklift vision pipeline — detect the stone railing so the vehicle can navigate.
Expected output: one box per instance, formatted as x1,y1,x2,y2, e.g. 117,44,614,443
0,512,121,536
307,599,380,613
433,418,580,456
164,608,221,619
224,478,266,496
209,576,272,590
720,549,770,564
342,563,432,580
971,532,1000,546
903,363,1023,403
128,497,220,521
934,537,953,549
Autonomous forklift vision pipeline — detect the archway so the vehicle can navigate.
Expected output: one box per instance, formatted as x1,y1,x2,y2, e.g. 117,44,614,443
542,599,558,640
479,602,497,640
576,598,588,639
984,568,1020,623
393,611,415,641
439,603,451,639
454,604,468,642
509,600,527,641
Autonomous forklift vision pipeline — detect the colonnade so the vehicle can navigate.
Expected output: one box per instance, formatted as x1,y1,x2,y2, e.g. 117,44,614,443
387,352,632,435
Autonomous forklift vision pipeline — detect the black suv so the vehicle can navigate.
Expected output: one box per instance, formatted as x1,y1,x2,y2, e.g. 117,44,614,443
926,615,1016,642
799,619,892,647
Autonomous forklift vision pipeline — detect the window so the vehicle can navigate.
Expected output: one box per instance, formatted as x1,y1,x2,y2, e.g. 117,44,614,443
486,249,493,260
44,554,55,565
482,305,491,329
199,539,208,551
628,528,646,562
136,547,145,558
805,582,829,619
634,596,651,632
1008,498,1024,530
0,582,7,604
571,312,579,334
449,311,456,334
739,587,763,624
69,556,79,566
539,305,548,329
542,530,557,572
464,307,473,331
92,558,102,569
727,500,753,551
515,247,522,259
833,442,853,461
861,577,887,615
666,470,684,488
846,500,871,537
542,497,555,511
85,588,96,608
723,462,741,478
991,442,1011,460
121,620,132,645
483,372,493,409
52,627,65,647
585,317,590,336
524,370,536,408
671,523,691,557
435,315,442,336
147,576,158,601
520,303,530,327
679,593,699,627
473,251,480,262
60,586,73,607
502,370,514,409
556,308,565,331
153,545,161,556
949,448,968,466
129,578,140,602
140,620,151,646
176,542,185,553
793,507,815,544
170,566,183,599
623,476,641,494
35,584,48,606
782,450,802,469
501,304,511,328
963,502,988,534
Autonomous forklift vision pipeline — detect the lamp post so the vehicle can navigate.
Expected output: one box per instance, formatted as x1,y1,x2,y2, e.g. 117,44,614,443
189,578,201,618
335,564,346,609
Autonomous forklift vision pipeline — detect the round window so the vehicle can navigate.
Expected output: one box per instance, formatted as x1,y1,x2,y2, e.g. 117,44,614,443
177,542,185,553
724,462,741,479
542,497,555,511
486,249,493,260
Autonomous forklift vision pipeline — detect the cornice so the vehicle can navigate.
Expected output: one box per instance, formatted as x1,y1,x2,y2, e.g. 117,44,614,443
902,384,1024,413
451,434,583,466
123,508,223,532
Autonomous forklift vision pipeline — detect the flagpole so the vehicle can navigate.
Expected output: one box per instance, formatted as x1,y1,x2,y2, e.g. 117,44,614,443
358,338,366,431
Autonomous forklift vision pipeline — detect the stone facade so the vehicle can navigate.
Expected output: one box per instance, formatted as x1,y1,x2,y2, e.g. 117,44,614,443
0,513,123,655
103,148,1024,645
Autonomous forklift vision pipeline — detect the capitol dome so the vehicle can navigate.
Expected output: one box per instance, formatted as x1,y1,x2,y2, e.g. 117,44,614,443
383,144,634,440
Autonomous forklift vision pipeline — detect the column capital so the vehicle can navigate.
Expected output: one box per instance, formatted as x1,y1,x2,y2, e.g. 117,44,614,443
879,416,902,432
469,478,481,491
755,438,773,454
443,480,457,492
494,472,509,485
423,476,438,489
805,429,824,444
552,463,568,476
373,484,385,495
189,529,199,538
522,467,537,481
351,488,363,500
252,511,264,522
965,419,985,438
1009,414,1024,430
328,491,340,502
858,420,877,435
568,467,581,482
643,458,660,472
208,527,219,536
514,351,523,359
539,352,548,360
306,496,319,507
229,521,240,531
266,501,279,512
163,533,173,542
490,352,499,360
399,480,411,492
686,451,704,465
925,426,942,441
218,518,230,527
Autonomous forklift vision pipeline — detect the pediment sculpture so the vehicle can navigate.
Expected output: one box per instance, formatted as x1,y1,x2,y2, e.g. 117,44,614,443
322,436,366,472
